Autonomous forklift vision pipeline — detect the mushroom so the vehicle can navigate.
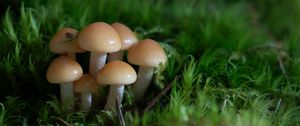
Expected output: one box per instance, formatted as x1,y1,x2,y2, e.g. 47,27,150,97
97,61,137,110
107,22,138,61
127,39,167,100
74,74,98,111
78,22,121,79
49,27,86,59
46,56,83,110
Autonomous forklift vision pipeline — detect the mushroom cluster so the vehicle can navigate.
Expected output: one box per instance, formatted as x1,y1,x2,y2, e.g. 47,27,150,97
46,22,167,112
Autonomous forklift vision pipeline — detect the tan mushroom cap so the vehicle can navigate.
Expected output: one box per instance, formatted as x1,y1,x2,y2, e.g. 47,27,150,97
47,56,83,83
74,74,98,93
111,22,137,50
97,61,137,85
127,39,167,67
49,28,86,54
78,22,121,53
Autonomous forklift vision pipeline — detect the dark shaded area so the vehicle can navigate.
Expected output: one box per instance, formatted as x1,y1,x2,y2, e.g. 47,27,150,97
0,0,20,17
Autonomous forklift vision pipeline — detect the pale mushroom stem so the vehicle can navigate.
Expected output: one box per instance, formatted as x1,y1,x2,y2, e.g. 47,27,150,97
132,66,154,100
104,85,124,110
89,52,107,79
60,82,75,111
90,52,107,105
80,93,92,111
107,51,124,61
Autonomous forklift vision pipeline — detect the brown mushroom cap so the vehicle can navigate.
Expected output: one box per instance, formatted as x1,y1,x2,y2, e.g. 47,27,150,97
97,61,137,85
47,56,83,83
74,74,98,93
111,22,137,50
78,22,121,53
49,28,86,54
127,39,167,67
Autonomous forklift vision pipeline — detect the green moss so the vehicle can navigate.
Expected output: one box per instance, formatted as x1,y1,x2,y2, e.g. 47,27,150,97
0,0,300,125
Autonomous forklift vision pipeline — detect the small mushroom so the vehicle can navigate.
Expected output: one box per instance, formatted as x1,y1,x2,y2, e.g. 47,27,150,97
74,74,98,111
127,39,167,100
107,22,138,61
78,22,121,79
97,61,137,110
46,56,83,110
49,27,86,59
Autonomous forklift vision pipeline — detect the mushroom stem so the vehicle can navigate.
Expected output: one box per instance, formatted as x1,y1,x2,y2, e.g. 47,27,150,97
89,52,107,79
60,82,75,111
80,93,92,111
89,52,107,105
107,51,124,61
132,66,154,100
104,85,124,110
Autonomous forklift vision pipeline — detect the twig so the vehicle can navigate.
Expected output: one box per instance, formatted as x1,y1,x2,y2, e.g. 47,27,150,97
50,116,71,126
143,76,179,114
116,96,125,126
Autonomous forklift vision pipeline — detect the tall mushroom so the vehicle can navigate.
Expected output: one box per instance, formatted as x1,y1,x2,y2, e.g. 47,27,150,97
78,22,121,79
97,61,137,110
46,56,83,110
49,27,86,59
74,74,98,111
107,22,138,61
127,39,167,100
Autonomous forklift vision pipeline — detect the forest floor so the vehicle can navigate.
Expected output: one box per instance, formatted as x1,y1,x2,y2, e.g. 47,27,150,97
0,0,300,125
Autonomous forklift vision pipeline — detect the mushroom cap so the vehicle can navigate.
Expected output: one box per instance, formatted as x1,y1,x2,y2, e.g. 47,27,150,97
49,27,86,54
78,22,121,53
97,61,137,85
46,56,83,83
74,74,98,93
127,39,167,67
111,22,137,50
